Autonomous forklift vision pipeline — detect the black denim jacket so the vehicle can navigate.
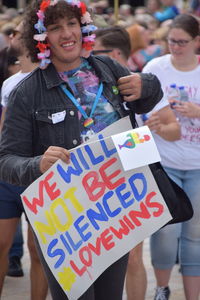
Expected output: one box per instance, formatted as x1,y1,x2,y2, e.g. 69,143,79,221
0,55,163,186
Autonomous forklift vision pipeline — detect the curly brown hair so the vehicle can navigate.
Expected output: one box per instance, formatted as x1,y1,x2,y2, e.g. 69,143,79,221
23,0,83,62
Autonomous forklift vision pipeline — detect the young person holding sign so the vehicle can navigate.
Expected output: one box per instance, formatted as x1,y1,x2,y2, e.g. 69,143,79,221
0,0,163,299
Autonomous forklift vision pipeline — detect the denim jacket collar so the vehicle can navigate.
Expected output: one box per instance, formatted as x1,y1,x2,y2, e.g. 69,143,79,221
42,63,64,89
41,56,113,90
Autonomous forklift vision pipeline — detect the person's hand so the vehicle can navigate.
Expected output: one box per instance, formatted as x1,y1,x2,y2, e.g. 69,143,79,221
39,146,70,173
169,100,200,118
117,73,142,102
145,112,162,133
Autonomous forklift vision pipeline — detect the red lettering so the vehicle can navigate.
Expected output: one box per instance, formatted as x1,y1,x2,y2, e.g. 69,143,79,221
128,202,151,226
145,191,164,217
123,215,135,229
100,229,115,250
70,260,87,276
43,171,60,200
22,171,60,214
99,157,125,190
22,180,44,214
88,237,101,256
79,246,92,267
82,171,105,201
110,220,130,239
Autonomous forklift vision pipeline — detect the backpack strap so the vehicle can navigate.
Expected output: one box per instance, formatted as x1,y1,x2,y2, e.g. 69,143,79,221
94,55,138,128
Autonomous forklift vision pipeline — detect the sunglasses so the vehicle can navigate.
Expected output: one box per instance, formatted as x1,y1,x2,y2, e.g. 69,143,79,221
91,49,113,55
167,38,194,47
11,29,21,37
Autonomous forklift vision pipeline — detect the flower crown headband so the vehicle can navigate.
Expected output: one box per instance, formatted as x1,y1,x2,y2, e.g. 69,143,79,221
34,0,97,68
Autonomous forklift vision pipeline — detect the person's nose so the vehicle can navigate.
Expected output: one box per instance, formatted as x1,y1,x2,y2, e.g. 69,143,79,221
172,43,181,50
60,25,72,39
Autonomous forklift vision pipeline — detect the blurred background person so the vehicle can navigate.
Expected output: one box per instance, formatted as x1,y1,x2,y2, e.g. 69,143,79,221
93,26,131,66
126,23,164,72
153,0,179,22
93,25,180,300
142,14,200,300
151,25,170,54
0,20,48,299
0,46,23,277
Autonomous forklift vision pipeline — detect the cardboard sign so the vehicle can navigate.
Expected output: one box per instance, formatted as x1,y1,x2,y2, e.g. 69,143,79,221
21,118,172,300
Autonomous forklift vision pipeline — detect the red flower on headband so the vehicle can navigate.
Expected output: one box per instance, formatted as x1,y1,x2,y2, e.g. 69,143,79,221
80,2,87,15
82,41,94,51
36,42,49,52
40,0,51,12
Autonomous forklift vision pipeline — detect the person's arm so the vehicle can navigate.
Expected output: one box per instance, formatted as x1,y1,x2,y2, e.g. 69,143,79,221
117,72,163,114
94,55,163,113
0,88,42,186
144,105,181,141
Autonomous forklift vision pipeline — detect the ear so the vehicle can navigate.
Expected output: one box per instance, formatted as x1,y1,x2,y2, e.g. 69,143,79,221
111,48,121,60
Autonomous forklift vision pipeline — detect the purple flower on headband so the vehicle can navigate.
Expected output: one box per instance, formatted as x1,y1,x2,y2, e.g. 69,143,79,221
34,20,46,33
40,58,51,68
81,25,97,34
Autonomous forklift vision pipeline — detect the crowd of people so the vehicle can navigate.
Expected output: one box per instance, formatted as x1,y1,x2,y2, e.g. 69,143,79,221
0,0,200,300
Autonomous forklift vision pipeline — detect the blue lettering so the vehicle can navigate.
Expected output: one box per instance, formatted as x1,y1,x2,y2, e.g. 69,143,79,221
47,239,65,269
76,148,90,170
57,152,83,183
129,173,147,201
102,191,121,217
87,202,109,230
65,231,82,251
60,234,72,255
84,145,104,165
116,183,134,208
74,216,92,242
98,134,117,157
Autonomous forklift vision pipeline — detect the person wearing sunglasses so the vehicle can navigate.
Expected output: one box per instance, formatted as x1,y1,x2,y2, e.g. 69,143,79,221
93,26,131,68
142,14,200,300
93,25,181,300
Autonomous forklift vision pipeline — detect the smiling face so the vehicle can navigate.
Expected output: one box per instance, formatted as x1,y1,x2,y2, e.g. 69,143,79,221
168,28,197,62
46,17,82,71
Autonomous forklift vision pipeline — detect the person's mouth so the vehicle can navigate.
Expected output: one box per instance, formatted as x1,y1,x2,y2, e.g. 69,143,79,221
61,41,75,49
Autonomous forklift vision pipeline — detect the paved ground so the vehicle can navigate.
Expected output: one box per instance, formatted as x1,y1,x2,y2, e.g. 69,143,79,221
2,218,185,300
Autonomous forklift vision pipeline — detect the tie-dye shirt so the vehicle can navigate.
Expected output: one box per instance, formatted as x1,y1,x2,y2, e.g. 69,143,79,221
59,59,120,143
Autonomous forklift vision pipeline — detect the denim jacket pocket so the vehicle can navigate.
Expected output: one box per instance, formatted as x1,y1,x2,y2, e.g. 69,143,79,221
35,108,65,147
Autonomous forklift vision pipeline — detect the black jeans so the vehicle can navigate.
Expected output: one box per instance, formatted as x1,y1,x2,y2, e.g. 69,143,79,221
34,233,129,300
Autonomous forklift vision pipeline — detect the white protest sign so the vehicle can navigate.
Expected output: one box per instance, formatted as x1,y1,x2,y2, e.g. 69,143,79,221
112,126,161,171
21,117,172,300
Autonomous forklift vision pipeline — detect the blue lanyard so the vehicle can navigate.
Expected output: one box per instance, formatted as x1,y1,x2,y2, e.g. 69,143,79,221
60,83,103,125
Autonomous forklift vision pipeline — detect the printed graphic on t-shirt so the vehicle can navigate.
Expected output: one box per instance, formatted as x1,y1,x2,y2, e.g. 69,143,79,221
59,59,120,143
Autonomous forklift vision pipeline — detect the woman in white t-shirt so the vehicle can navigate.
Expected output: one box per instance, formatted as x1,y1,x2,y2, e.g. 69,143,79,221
142,14,200,300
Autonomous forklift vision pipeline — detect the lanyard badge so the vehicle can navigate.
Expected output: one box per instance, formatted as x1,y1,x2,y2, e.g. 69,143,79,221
60,83,103,128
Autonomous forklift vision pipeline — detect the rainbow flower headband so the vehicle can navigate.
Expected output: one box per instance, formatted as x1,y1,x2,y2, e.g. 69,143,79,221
34,0,97,68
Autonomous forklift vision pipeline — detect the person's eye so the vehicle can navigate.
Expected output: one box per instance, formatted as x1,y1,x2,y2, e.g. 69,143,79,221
49,25,60,31
68,19,78,26
179,41,187,46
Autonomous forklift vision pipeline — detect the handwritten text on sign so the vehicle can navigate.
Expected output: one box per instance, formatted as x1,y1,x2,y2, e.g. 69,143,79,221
21,120,172,300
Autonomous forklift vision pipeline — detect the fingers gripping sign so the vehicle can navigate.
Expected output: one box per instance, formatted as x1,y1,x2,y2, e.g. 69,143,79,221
40,146,71,174
117,73,142,102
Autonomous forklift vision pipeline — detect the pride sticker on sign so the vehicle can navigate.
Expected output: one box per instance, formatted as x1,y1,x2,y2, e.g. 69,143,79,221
112,126,161,171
